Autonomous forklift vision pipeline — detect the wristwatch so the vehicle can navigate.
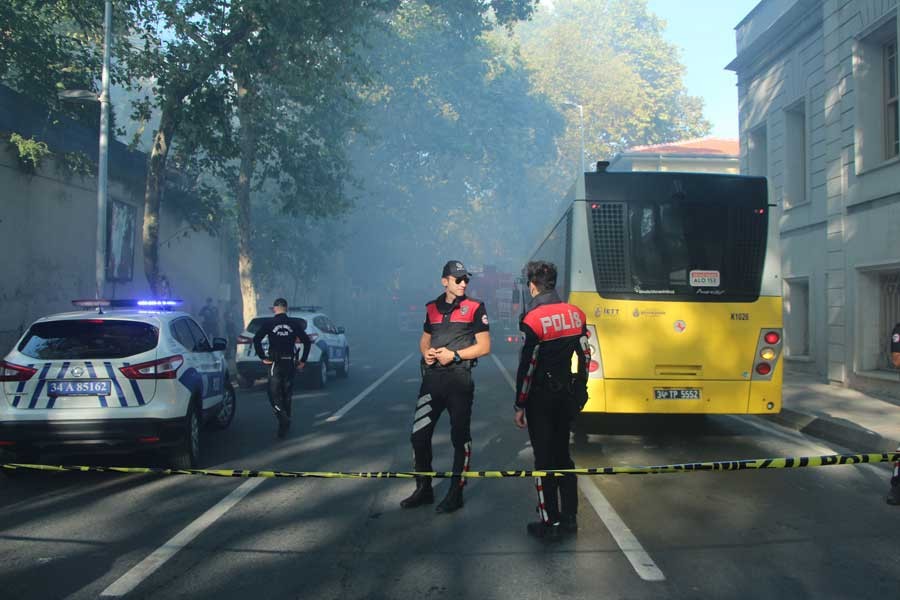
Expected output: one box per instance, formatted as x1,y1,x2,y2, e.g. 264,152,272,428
453,351,462,364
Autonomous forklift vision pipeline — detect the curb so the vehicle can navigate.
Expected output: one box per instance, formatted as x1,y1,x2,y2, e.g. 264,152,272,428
765,408,900,452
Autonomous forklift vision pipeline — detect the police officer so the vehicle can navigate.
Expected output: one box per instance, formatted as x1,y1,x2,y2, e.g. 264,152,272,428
887,322,900,506
400,260,491,513
253,298,311,438
513,261,590,541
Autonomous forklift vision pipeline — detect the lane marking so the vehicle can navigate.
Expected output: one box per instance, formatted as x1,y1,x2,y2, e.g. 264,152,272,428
493,352,665,582
326,354,413,422
578,477,666,581
490,354,516,391
291,391,329,400
100,478,265,597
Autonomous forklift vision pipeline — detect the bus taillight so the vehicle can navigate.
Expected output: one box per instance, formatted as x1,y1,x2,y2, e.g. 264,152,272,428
589,360,600,373
764,331,780,345
756,363,772,375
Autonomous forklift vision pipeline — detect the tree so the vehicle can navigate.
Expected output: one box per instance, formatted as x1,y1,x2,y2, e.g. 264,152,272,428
343,0,561,291
502,0,711,179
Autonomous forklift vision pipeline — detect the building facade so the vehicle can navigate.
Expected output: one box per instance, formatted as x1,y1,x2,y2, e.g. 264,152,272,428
728,0,900,396
607,137,739,173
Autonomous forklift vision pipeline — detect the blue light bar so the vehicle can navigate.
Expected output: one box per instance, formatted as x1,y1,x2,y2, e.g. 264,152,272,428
136,299,182,307
71,299,183,310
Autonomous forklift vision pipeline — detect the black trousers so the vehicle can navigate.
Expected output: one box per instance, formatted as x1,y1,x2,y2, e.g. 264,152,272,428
267,358,295,425
410,366,474,483
526,385,578,524
892,446,899,487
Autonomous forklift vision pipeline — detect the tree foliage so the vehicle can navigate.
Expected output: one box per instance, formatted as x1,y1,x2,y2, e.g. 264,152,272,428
502,0,711,177
343,0,560,286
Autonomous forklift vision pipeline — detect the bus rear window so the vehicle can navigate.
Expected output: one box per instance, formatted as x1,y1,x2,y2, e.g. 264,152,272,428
18,320,159,360
588,200,767,302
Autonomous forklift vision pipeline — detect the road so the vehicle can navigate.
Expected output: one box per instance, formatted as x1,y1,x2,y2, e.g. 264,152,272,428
1,339,898,599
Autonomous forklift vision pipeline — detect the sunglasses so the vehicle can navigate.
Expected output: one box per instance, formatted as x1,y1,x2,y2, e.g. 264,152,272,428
453,276,470,285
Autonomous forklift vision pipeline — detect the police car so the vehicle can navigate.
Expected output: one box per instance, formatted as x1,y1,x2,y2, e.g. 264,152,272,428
235,307,349,389
0,299,236,469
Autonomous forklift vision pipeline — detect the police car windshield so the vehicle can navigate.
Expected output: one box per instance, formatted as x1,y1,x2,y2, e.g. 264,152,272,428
18,320,159,360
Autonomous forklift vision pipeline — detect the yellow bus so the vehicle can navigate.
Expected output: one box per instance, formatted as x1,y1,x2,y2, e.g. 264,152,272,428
528,166,782,414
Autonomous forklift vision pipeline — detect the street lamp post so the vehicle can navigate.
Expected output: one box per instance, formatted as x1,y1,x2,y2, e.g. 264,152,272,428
96,0,111,300
561,100,585,174
60,1,111,300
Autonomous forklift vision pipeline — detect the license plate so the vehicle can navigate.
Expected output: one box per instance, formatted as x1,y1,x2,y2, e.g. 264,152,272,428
47,380,112,396
654,388,701,400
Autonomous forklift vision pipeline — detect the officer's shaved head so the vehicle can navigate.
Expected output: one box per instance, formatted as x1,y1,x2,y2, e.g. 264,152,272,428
525,261,557,292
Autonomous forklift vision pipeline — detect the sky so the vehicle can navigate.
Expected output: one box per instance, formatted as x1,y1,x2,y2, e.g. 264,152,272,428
646,0,762,139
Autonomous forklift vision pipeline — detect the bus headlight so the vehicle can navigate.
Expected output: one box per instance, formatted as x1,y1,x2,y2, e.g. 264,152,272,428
760,347,776,361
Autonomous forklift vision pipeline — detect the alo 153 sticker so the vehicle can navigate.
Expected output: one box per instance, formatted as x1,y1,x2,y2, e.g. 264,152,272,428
690,270,721,287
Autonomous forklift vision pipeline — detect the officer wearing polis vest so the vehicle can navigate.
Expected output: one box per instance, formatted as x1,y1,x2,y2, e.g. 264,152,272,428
514,260,590,542
400,261,491,513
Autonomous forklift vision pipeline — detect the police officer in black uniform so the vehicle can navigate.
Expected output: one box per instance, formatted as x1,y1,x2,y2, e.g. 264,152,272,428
887,322,900,506
514,261,590,542
400,261,491,513
253,298,311,438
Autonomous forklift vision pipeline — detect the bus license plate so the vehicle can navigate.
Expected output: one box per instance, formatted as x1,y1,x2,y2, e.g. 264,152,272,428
48,380,112,396
654,388,701,400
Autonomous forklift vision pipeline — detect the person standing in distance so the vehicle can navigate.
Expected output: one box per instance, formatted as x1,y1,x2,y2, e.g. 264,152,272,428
401,261,491,513
199,297,219,337
253,298,311,438
513,261,590,542
887,322,900,506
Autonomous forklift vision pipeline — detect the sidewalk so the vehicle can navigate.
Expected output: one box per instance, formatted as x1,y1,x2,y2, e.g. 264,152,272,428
767,369,900,452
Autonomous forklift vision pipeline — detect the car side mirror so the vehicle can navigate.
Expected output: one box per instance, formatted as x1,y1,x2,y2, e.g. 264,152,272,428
212,337,227,352
336,326,345,334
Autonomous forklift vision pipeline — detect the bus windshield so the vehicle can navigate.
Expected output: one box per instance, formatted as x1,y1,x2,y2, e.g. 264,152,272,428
588,178,768,302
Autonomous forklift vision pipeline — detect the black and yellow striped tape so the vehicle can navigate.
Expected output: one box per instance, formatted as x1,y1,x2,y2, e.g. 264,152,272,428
2,452,898,479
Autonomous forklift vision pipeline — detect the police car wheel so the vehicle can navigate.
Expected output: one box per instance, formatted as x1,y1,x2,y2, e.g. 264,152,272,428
170,402,201,469
208,384,236,431
336,350,350,379
307,360,328,389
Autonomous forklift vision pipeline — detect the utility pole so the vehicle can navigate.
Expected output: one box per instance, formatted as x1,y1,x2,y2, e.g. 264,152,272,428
562,100,585,174
95,0,112,299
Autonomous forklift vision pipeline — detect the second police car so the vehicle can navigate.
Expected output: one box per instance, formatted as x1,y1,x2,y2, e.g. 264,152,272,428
234,306,350,389
0,299,236,469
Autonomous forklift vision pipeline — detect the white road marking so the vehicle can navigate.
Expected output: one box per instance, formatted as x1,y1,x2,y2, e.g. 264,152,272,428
492,352,664,580
326,354,414,422
292,391,329,400
578,478,666,581
100,478,265,597
490,354,516,390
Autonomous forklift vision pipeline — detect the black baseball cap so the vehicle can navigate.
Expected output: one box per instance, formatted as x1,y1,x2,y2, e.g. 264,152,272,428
272,298,288,308
442,260,471,279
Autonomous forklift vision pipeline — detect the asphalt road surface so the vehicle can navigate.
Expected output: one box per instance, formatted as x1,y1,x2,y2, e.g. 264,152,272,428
2,339,898,599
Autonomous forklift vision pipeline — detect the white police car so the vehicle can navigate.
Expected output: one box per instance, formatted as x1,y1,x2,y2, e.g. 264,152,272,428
235,306,349,389
0,299,236,469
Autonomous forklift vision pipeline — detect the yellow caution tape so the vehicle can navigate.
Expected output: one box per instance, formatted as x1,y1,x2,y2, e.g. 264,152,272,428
2,452,898,479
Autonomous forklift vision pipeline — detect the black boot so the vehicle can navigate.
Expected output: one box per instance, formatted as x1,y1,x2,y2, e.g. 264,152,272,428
435,479,464,513
526,520,562,542
887,485,900,506
400,478,434,508
560,513,578,534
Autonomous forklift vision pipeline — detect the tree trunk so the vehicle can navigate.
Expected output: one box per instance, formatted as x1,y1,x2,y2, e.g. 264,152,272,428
235,74,260,328
142,105,177,295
